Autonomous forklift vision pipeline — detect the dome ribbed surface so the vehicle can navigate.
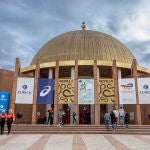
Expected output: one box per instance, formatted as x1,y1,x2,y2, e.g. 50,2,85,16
31,30,135,65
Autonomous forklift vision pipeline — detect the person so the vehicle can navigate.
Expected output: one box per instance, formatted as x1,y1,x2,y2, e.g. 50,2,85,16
6,109,15,135
119,106,125,125
110,111,116,130
73,112,77,124
47,107,54,125
124,112,129,128
113,108,119,128
104,111,111,131
57,109,63,127
0,110,7,135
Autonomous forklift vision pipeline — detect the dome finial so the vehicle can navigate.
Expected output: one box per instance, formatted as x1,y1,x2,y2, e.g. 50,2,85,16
82,22,86,30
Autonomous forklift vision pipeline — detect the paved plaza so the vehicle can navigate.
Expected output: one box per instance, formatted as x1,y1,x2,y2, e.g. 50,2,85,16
0,134,150,150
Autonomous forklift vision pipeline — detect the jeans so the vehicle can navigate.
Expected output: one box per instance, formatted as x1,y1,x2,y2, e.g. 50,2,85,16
105,120,110,130
120,116,124,125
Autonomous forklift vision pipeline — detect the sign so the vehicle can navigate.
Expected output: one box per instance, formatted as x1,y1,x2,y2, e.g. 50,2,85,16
138,78,150,104
78,79,94,104
37,78,54,104
118,78,136,104
15,77,34,104
98,79,115,104
58,79,75,104
0,92,10,114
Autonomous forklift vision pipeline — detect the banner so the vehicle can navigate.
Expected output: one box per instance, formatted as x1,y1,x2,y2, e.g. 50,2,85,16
37,78,54,104
78,79,94,104
118,78,136,104
98,79,115,104
58,79,75,104
15,77,34,104
0,92,10,114
138,78,150,104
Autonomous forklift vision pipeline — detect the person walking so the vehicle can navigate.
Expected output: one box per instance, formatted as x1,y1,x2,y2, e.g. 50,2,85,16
113,108,119,128
57,109,63,127
6,109,15,135
73,112,77,124
110,111,116,130
47,107,54,125
119,106,125,125
0,110,7,135
124,112,129,128
104,111,111,131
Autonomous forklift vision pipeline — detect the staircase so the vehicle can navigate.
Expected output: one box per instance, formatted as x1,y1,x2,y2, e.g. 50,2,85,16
11,124,150,135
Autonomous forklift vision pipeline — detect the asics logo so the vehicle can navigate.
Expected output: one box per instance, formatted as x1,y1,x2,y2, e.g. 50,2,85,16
40,86,51,97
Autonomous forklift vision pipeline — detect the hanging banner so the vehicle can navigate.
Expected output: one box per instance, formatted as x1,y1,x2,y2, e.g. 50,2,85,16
118,78,136,104
78,79,94,104
98,79,115,104
15,77,34,104
0,92,10,114
138,78,150,104
37,78,54,104
58,79,75,104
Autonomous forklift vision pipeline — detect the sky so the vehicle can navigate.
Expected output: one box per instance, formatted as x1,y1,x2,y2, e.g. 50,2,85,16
0,0,150,70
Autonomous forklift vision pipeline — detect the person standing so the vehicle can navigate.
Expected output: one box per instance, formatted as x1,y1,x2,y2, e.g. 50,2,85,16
73,112,77,124
113,108,119,128
0,110,7,135
47,107,54,125
119,106,125,125
124,112,129,128
104,111,111,131
6,109,15,135
110,111,116,130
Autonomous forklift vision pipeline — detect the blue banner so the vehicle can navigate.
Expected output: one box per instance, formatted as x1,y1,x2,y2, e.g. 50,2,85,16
0,92,10,114
37,78,54,104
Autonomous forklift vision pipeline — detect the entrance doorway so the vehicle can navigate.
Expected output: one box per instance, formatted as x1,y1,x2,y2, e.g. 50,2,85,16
62,104,70,124
79,105,91,124
100,104,107,124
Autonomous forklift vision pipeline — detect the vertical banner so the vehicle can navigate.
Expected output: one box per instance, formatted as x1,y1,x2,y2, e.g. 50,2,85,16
138,78,150,104
15,77,34,104
0,92,10,114
37,78,54,104
78,79,94,104
58,79,75,104
98,79,115,104
118,78,136,104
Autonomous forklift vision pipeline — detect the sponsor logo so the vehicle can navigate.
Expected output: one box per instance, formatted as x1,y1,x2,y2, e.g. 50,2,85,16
143,84,149,90
121,83,133,89
0,95,5,99
22,85,28,90
17,84,32,94
0,105,4,109
139,84,150,94
40,86,51,97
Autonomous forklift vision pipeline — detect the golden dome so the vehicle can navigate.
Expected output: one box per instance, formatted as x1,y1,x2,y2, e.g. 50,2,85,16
31,30,135,65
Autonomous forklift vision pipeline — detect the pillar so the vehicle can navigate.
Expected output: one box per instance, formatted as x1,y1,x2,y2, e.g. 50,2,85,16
93,60,99,125
32,59,40,124
10,58,21,113
74,60,79,124
132,59,142,125
53,61,59,124
112,60,119,110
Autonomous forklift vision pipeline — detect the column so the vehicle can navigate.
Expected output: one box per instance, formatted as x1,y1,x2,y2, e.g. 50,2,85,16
74,60,79,124
93,60,99,125
132,59,142,124
112,60,119,110
10,58,21,113
32,59,40,124
53,61,59,124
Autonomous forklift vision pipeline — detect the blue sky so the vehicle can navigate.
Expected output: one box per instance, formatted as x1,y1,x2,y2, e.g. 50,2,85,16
0,0,150,70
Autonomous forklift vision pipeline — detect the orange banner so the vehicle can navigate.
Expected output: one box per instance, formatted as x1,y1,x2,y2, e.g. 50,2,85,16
98,79,115,104
58,79,75,104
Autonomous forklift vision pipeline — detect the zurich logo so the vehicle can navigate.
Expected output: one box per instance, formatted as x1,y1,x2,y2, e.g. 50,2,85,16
0,105,4,108
40,86,51,97
22,85,28,90
143,84,149,90
1,95,5,99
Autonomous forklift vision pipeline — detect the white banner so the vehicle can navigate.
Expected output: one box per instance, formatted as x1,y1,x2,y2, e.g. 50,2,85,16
118,78,136,104
15,77,34,104
138,78,150,104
